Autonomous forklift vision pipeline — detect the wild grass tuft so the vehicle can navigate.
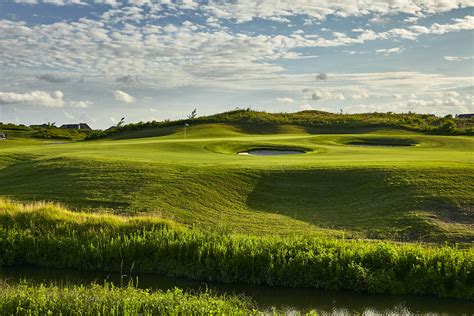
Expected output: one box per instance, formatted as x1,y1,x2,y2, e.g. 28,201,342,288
1,199,472,300
0,280,256,315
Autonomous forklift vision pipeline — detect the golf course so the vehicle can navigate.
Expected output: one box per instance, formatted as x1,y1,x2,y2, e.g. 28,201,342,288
1,110,473,313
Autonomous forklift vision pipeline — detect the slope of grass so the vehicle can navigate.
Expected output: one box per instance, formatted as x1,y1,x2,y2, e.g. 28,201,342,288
0,281,256,315
0,124,473,242
0,199,473,300
86,109,474,140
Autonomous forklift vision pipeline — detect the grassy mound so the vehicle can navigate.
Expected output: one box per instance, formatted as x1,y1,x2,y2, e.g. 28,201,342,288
0,281,255,315
1,199,473,300
0,125,472,243
86,109,474,140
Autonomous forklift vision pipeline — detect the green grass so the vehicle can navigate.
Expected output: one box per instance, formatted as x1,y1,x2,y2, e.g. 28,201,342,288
0,123,472,242
0,281,256,315
1,199,473,300
86,109,474,139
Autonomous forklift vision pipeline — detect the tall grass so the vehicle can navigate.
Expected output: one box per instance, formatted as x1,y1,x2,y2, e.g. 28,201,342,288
1,199,473,300
0,281,256,315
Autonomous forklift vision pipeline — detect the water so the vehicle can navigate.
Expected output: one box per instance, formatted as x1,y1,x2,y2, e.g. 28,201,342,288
1,266,472,315
239,149,305,156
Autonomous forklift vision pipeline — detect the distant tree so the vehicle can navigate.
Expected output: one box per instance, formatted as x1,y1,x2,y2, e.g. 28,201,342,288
117,117,125,127
439,119,456,133
188,108,197,120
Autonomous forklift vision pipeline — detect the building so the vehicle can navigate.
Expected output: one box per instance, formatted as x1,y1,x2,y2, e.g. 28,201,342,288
457,114,474,119
60,123,92,130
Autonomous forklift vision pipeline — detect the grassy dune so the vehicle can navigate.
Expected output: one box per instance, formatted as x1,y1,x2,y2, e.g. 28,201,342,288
0,122,472,243
1,199,473,299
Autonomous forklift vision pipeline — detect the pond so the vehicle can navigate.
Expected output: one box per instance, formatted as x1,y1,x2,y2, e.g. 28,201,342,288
1,266,472,315
239,149,306,156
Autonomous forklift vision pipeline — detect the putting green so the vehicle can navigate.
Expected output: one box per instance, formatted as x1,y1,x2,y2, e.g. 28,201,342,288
0,123,472,243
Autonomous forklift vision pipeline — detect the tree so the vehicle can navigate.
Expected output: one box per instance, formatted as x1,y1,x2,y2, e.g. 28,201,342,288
187,108,197,120
439,119,456,133
117,117,125,127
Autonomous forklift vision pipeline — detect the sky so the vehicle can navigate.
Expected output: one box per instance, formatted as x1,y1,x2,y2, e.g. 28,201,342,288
0,0,473,129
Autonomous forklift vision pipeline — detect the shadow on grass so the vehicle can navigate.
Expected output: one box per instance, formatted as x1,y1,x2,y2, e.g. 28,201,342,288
244,168,438,240
0,158,132,210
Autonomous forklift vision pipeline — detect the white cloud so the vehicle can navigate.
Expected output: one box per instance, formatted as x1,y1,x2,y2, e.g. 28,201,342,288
116,75,137,84
3,0,474,126
276,97,295,104
69,100,93,108
430,15,474,34
114,90,135,103
333,93,345,101
163,24,178,33
201,1,473,23
0,90,64,107
0,13,472,90
64,111,75,120
304,89,346,102
406,97,468,112
369,15,392,25
316,73,328,80
392,94,403,99
311,90,325,101
37,73,71,83
351,91,370,99
299,103,313,111
14,0,38,3
404,16,419,24
446,91,460,97
444,55,474,61
376,47,404,55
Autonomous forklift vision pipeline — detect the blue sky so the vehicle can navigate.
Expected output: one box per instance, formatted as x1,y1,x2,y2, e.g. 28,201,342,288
0,0,473,128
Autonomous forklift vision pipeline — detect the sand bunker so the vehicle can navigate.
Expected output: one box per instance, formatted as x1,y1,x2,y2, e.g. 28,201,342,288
238,149,305,156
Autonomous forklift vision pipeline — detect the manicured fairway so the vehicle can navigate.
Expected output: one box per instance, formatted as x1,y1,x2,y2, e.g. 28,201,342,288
1,123,472,243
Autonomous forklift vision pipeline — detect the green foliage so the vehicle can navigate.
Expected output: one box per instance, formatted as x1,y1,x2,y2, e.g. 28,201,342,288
1,200,473,300
0,281,255,315
0,123,92,140
86,109,474,140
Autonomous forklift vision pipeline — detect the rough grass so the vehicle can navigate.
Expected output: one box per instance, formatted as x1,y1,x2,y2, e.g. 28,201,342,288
0,124,473,243
1,199,473,300
0,281,256,315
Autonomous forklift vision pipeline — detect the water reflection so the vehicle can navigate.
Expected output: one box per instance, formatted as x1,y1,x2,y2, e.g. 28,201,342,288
1,266,472,315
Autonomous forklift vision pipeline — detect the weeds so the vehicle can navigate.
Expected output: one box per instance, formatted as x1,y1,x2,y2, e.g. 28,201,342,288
1,199,472,300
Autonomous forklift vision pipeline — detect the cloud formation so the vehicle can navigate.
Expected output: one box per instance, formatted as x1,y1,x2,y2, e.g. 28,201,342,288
0,90,64,107
276,97,295,104
316,73,328,80
444,55,474,61
376,47,404,55
114,90,135,104
37,74,71,83
116,75,137,84
2,0,473,126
